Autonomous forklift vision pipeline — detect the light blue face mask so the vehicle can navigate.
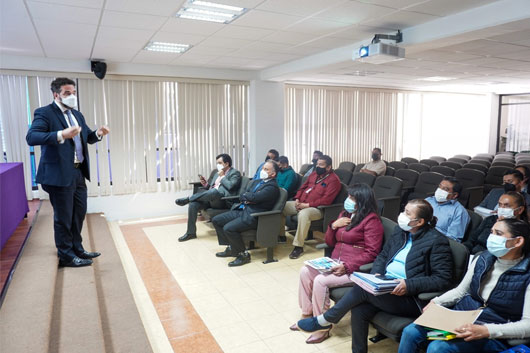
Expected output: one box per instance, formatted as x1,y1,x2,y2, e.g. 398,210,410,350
344,198,356,213
487,233,515,257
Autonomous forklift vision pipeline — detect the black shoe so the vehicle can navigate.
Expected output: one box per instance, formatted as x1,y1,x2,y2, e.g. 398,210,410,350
216,246,236,258
178,233,197,242
175,197,190,206
289,246,304,259
278,235,287,243
228,252,251,267
59,256,93,267
77,250,101,259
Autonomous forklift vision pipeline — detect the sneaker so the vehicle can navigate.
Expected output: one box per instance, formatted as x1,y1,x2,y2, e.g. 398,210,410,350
289,246,304,259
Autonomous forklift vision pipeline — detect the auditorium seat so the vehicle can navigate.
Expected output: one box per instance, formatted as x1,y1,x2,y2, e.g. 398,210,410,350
241,188,287,263
190,169,217,194
463,209,483,243
468,159,491,167
440,161,462,170
453,154,471,161
419,159,438,167
401,157,418,164
430,165,455,176
385,166,395,176
349,172,376,187
448,157,468,165
429,156,446,163
491,161,515,168
408,171,444,200
337,161,355,172
373,176,403,221
407,163,430,174
334,168,353,185
388,161,407,170
299,163,312,175
484,166,512,194
474,153,494,160
201,176,250,220
455,169,485,209
353,163,365,173
462,163,488,174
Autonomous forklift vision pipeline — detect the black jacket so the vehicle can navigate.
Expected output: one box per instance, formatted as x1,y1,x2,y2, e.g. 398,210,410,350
231,179,280,225
463,215,497,254
371,225,454,296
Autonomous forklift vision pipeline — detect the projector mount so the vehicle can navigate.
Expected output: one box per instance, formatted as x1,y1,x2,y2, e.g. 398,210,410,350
371,30,402,44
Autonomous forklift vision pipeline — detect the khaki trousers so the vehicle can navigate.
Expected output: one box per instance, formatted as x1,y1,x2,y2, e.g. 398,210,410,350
280,201,323,247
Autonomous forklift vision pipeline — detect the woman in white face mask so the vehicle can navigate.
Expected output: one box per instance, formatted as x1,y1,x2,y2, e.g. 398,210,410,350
292,183,384,344
464,191,527,255
399,218,530,353
296,199,454,352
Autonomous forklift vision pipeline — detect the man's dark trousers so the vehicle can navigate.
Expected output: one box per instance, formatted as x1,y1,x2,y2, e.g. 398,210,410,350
42,168,87,262
187,188,226,235
212,210,256,254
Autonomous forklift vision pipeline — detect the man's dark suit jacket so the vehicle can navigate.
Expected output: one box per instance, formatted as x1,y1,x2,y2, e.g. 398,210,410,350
232,179,280,225
26,102,100,187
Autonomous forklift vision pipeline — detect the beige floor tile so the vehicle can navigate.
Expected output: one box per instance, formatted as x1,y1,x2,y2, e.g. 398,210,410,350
240,271,276,287
228,261,264,275
264,332,319,353
246,313,293,340
196,305,245,330
234,299,278,321
251,282,292,299
265,292,300,312
223,340,273,353
220,286,261,306
180,282,220,299
189,291,232,313
210,321,261,351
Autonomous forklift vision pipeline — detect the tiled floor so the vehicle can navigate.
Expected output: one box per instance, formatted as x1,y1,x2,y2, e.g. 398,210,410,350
116,216,399,353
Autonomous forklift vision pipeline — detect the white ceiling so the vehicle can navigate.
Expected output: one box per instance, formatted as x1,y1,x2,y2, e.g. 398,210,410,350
1,0,530,93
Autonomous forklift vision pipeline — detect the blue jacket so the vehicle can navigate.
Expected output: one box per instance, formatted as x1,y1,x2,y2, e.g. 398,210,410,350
26,102,100,187
453,252,530,324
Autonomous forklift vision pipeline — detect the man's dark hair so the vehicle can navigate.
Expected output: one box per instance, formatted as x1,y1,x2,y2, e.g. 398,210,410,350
268,149,280,160
266,160,280,176
313,150,323,158
50,77,76,94
443,176,462,196
216,153,232,167
278,156,289,165
504,169,524,181
319,155,333,167
515,165,530,180
373,147,382,154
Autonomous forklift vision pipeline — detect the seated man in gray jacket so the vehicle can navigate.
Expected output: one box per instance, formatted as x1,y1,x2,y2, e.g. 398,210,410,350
176,153,242,242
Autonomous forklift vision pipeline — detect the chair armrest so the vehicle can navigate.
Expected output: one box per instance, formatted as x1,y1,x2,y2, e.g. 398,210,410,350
250,210,282,217
221,195,240,201
358,263,373,272
189,181,203,186
466,186,483,191
418,292,443,301
402,186,415,191
315,243,330,250
317,203,343,210
376,196,401,202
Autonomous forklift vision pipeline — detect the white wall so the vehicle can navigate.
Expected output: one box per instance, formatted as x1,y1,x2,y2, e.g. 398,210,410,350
248,80,285,174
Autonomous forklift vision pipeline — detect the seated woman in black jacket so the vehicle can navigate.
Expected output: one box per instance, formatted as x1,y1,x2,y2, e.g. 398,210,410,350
464,191,527,254
296,199,454,352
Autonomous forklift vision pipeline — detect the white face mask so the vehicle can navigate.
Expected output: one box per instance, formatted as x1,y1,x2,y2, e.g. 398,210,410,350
216,163,224,172
259,169,269,180
61,94,78,109
398,212,414,231
497,207,516,219
434,188,449,203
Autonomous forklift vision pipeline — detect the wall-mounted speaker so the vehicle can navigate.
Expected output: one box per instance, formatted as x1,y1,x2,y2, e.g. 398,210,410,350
91,60,107,80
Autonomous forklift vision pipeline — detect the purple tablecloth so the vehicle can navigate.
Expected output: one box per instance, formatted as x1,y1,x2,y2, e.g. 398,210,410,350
0,163,29,250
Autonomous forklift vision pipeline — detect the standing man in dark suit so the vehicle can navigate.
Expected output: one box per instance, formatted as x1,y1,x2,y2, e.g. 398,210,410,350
212,161,280,266
175,153,242,242
26,77,110,267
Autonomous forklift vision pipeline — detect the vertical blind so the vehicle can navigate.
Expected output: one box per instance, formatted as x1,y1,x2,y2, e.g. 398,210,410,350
0,74,249,198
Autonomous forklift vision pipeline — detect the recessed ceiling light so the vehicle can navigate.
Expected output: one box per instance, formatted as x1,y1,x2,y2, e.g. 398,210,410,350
144,41,191,53
417,76,456,82
344,71,380,76
176,0,247,24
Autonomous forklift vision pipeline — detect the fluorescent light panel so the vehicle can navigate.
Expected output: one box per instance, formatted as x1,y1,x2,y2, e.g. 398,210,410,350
417,76,456,82
176,0,246,24
144,41,191,53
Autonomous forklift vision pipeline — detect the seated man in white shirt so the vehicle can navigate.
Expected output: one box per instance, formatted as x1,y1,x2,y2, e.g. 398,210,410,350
425,177,470,242
360,147,386,177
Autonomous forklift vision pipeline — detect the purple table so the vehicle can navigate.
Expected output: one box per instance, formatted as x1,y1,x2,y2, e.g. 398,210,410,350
0,163,29,250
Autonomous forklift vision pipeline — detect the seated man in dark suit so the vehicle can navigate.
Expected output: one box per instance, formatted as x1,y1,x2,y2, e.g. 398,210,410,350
176,153,242,242
212,161,280,267
475,169,530,218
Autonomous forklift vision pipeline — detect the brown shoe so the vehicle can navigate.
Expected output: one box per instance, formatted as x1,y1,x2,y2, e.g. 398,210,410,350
289,323,299,331
305,330,330,344
289,246,304,259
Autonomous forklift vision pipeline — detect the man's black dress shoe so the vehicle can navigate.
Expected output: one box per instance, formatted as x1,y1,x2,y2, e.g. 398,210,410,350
77,250,101,259
278,235,287,243
228,252,251,267
289,246,304,259
59,256,93,267
216,246,236,258
175,197,190,206
178,233,197,242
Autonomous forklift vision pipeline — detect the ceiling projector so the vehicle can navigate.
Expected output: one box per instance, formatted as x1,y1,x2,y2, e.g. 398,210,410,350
353,30,405,64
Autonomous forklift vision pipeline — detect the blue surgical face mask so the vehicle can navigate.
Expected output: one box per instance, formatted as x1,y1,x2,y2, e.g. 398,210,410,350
344,198,356,213
487,233,515,257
